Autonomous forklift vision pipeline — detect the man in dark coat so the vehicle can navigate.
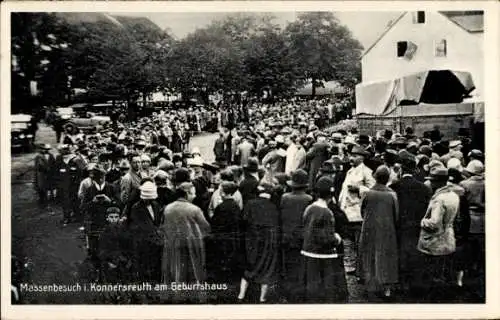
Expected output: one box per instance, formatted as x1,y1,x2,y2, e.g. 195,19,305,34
213,132,226,164
81,165,117,269
34,144,56,206
54,144,81,226
128,181,164,282
239,157,260,205
280,169,313,302
305,136,330,189
389,151,432,294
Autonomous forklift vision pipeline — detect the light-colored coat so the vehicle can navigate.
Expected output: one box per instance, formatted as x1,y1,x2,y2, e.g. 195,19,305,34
339,163,376,222
417,185,459,256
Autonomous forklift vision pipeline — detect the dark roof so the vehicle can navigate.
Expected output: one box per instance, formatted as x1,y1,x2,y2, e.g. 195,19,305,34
440,11,484,33
362,11,483,58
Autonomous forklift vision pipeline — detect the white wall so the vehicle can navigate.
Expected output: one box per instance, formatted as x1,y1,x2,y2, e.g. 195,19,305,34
361,12,484,97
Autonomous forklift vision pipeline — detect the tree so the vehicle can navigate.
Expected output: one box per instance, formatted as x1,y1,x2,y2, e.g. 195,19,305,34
241,17,303,99
11,13,73,112
285,12,363,97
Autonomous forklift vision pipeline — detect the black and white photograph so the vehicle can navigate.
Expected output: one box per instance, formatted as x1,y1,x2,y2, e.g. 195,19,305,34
2,1,498,316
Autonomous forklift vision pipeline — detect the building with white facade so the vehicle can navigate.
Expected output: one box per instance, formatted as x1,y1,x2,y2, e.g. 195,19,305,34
360,11,483,96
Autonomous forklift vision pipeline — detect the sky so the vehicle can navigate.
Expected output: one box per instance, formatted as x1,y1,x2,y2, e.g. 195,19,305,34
111,12,403,50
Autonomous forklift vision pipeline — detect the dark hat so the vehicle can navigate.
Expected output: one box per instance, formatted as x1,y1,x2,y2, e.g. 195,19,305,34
106,206,121,215
315,176,335,194
158,159,175,171
357,134,370,145
275,172,290,186
448,168,464,184
287,169,309,188
220,181,238,196
320,159,337,174
350,145,370,157
468,149,484,160
428,167,449,181
419,145,433,157
202,162,219,173
458,128,470,137
172,168,191,186
172,153,183,163
220,169,235,182
383,129,393,140
383,149,399,164
398,149,416,170
394,136,408,146
92,164,106,176
243,157,259,172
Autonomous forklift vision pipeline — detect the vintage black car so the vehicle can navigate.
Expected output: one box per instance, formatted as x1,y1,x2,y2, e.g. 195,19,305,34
11,114,36,151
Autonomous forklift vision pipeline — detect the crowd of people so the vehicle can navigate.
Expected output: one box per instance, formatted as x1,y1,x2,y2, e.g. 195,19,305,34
33,101,485,303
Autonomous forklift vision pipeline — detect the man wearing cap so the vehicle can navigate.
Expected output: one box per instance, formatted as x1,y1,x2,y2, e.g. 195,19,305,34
81,165,116,268
129,180,163,282
440,140,464,164
54,144,81,226
460,159,485,278
389,150,432,294
338,144,376,273
417,167,460,295
34,144,56,207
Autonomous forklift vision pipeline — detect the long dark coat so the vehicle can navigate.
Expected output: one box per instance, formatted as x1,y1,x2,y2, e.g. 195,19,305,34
213,136,226,162
389,176,432,288
239,174,259,205
358,184,399,292
128,200,163,282
34,152,56,192
242,195,280,285
280,191,313,302
207,198,243,282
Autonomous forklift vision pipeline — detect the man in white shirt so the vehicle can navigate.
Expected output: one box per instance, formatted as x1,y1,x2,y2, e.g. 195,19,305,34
339,145,376,273
285,135,299,175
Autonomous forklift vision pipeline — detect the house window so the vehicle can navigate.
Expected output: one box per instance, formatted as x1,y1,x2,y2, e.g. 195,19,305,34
397,41,408,57
413,11,426,24
397,41,418,59
435,39,447,57
417,11,425,23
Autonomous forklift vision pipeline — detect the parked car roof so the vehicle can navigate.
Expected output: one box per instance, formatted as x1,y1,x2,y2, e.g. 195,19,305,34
11,114,32,122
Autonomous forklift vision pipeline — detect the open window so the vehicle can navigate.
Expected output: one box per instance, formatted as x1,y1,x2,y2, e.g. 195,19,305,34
397,41,417,59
